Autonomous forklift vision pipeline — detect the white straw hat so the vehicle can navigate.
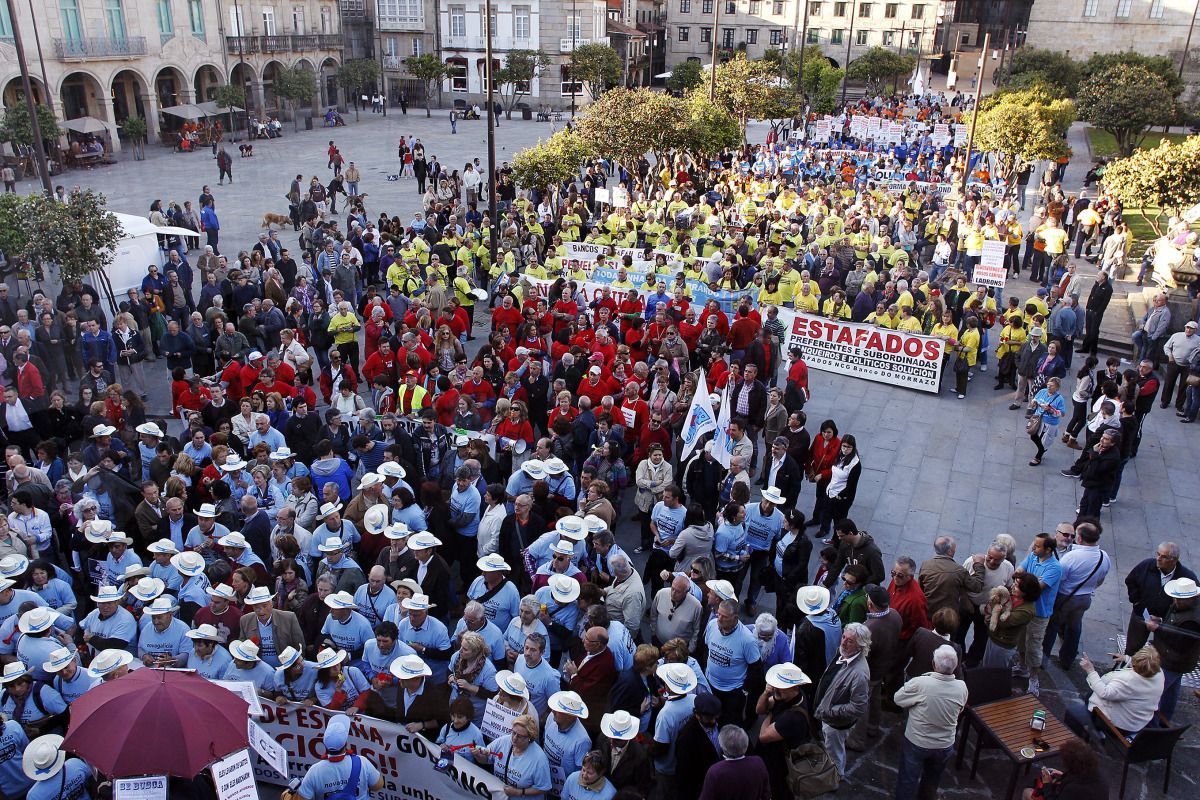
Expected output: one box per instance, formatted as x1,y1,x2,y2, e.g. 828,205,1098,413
655,663,698,695
495,670,529,699
548,574,581,604
390,654,431,679
171,551,206,576
22,734,66,781
600,710,638,741
765,662,812,690
548,690,589,718
796,585,832,616
229,639,261,662
86,649,134,678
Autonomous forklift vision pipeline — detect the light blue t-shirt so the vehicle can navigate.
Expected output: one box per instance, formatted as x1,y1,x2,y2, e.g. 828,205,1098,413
307,520,361,559
297,753,382,800
17,634,68,682
488,736,553,798
149,561,183,593
32,579,76,612
274,662,319,702
0,682,67,725
178,574,212,609
514,655,559,719
0,720,32,798
137,618,192,667
221,661,276,692
503,619,549,661
543,716,592,796
703,618,761,691
607,622,635,672
361,638,415,680
321,612,376,657
103,550,144,584
744,504,784,552
0,589,46,624
526,532,587,571
650,502,687,554
714,522,748,571
53,667,100,703
80,607,138,652
437,721,484,749
313,665,370,709
533,586,579,645
561,771,617,800
27,757,92,800
452,619,507,663
468,577,522,632
652,694,696,775
397,616,452,683
190,647,233,680
1019,552,1063,618
353,586,397,627
450,484,482,538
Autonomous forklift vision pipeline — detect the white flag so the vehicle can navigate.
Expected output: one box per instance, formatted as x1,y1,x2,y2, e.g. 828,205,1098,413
711,383,734,469
679,372,717,461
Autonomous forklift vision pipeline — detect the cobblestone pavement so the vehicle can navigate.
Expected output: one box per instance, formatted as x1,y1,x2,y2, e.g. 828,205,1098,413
14,112,1200,798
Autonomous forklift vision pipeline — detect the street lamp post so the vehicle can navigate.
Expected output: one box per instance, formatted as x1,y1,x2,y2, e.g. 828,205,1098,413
797,0,810,91
570,0,577,118
709,0,722,100
840,2,856,105
485,0,499,263
5,0,52,195
959,31,989,195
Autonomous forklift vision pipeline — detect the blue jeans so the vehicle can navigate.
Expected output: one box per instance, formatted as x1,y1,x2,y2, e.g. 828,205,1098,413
894,738,954,800
1132,330,1153,362
1185,384,1200,420
1043,593,1093,668
1159,669,1183,720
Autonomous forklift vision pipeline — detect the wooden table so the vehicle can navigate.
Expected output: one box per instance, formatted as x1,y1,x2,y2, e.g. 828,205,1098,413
954,694,1079,800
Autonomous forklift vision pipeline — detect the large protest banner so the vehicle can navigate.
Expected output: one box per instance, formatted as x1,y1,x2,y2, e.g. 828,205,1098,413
780,310,945,393
249,699,509,800
523,273,747,314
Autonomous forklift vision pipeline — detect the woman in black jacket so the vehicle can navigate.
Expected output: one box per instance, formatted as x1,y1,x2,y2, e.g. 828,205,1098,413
824,434,862,536
773,508,813,633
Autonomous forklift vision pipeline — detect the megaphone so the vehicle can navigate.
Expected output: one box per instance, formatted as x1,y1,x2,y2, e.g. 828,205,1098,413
499,437,527,455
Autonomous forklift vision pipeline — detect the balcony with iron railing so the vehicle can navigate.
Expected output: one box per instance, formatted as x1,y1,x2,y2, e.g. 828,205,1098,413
53,36,147,58
223,33,344,54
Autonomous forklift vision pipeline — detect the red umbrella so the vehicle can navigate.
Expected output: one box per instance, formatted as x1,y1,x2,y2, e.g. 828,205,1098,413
63,668,249,778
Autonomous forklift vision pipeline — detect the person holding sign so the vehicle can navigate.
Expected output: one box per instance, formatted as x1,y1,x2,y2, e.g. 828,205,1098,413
470,713,552,798
286,714,384,800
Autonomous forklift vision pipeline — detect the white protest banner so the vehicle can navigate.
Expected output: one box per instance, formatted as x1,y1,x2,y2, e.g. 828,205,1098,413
610,187,629,208
593,187,610,204
780,310,945,393
679,370,717,461
976,240,1008,288
211,749,258,800
248,718,289,779
480,697,521,742
249,700,509,800
954,124,969,146
209,679,265,717
114,776,168,800
849,116,868,138
932,123,950,146
888,121,906,142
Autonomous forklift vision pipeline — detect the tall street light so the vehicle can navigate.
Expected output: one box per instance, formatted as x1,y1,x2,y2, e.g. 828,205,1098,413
5,0,52,195
485,0,499,263
708,0,722,100
570,0,577,118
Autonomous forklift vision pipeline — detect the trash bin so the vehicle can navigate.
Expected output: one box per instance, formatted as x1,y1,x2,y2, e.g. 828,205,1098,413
304,114,313,131
522,107,532,120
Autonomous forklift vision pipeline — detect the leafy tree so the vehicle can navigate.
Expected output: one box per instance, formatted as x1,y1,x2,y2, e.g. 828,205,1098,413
272,66,318,132
213,84,246,111
680,90,741,160
120,116,148,161
846,47,915,94
1081,52,1183,100
337,58,382,121
20,189,123,287
511,129,596,193
970,93,1075,186
570,43,622,99
799,50,844,116
1102,136,1200,237
0,194,29,264
575,88,688,169
1005,48,1081,96
0,105,60,148
712,54,780,135
667,60,704,94
498,50,551,119
404,54,449,118
1076,64,1176,157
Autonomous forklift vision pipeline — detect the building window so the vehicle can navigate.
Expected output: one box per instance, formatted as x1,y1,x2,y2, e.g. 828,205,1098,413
1115,0,1131,15
831,28,843,43
702,0,713,13
855,27,868,43
378,0,423,27
412,36,422,54
910,3,924,18
858,2,870,17
567,11,582,39
105,0,127,38
188,0,203,34
680,0,691,11
262,7,276,35
882,29,894,45
725,0,736,13
156,0,172,36
807,28,819,42
908,30,918,49
833,1,846,15
514,5,530,38
59,0,83,39
448,57,467,90
292,6,305,32
700,26,712,41
884,2,896,17
561,64,582,94
1150,0,1163,16
677,25,689,39
1082,0,1097,16
482,5,496,36
449,4,465,35
749,0,761,13
746,28,758,42
769,28,782,44
320,5,333,32
810,1,822,14
722,27,734,46
773,0,784,12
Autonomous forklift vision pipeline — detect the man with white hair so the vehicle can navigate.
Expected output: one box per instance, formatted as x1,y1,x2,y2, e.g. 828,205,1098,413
603,553,643,637
892,645,968,800
814,622,871,780
753,613,791,669
248,413,286,452
698,725,771,800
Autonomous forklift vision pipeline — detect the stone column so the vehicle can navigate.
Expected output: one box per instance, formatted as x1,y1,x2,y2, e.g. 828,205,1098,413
140,90,162,145
97,94,122,154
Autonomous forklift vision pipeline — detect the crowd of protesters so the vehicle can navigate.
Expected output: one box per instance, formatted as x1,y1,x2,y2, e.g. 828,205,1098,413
0,90,1195,800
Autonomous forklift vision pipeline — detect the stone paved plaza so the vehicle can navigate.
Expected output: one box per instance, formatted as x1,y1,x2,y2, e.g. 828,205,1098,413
11,111,1200,797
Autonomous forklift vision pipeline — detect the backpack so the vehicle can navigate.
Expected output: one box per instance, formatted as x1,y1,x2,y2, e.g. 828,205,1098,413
785,742,840,798
327,755,362,800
